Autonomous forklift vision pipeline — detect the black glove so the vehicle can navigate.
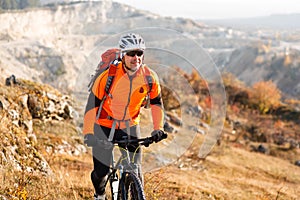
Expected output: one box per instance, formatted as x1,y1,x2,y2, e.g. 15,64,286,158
151,130,167,143
142,137,152,147
84,134,97,147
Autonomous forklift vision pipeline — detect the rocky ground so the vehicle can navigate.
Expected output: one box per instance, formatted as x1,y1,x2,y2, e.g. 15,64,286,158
0,71,299,199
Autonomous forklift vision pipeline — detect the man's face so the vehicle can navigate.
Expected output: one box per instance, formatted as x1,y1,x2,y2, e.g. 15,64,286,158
124,50,144,71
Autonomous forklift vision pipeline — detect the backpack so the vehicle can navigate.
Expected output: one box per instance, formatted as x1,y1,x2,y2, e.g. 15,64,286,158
88,48,121,92
88,48,153,110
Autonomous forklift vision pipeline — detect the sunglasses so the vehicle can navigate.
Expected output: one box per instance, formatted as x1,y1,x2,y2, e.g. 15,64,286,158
126,50,144,57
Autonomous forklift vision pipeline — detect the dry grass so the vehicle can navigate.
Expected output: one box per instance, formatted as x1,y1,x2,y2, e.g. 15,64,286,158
1,135,300,200
142,134,300,200
0,153,94,200
1,77,300,199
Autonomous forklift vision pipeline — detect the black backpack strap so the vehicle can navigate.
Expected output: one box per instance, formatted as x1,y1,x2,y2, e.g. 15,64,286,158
96,61,119,120
104,60,119,96
141,65,153,109
142,65,153,93
145,75,153,93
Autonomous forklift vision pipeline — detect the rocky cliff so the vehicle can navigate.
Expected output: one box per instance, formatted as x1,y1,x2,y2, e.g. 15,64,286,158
0,77,85,176
0,1,204,92
1,1,300,99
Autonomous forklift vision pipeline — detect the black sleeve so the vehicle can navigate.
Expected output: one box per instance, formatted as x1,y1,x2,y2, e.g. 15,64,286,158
84,92,102,114
150,93,162,106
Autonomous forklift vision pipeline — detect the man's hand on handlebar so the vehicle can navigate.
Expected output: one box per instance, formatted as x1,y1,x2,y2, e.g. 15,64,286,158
151,130,168,143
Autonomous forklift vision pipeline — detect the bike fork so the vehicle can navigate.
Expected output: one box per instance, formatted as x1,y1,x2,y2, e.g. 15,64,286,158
111,151,120,200
111,173,119,200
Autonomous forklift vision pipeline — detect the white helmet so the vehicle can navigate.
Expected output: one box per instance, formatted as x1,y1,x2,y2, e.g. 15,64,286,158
119,33,146,53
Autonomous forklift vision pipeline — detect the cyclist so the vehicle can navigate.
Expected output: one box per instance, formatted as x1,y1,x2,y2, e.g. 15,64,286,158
83,33,165,200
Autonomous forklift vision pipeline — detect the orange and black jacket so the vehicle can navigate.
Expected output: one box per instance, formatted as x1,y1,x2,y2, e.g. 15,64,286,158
83,62,164,135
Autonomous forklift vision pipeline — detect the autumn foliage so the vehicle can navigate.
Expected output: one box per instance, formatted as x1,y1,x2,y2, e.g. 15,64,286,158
249,80,281,114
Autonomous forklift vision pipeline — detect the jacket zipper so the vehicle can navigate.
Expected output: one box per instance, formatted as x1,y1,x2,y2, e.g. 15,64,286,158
121,75,133,120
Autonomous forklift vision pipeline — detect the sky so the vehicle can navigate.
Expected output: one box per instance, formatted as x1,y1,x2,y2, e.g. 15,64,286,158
112,0,300,19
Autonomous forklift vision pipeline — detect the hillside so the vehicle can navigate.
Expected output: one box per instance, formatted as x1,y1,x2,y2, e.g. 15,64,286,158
221,44,300,99
147,137,300,200
1,1,300,199
1,1,300,98
0,1,204,92
1,71,300,199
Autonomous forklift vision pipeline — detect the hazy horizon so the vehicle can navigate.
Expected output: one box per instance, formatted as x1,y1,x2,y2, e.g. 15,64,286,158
112,0,300,20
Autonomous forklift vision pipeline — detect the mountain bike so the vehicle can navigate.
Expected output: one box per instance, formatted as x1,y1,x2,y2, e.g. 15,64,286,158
96,133,167,200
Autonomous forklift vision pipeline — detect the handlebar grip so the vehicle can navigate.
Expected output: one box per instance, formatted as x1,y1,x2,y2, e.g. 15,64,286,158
162,132,168,139
141,137,153,147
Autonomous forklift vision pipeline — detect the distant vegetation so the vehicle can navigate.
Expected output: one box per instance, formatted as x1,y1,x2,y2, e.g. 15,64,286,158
0,0,40,10
222,72,285,114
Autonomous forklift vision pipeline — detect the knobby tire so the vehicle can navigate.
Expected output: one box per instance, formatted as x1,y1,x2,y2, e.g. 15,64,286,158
118,172,146,200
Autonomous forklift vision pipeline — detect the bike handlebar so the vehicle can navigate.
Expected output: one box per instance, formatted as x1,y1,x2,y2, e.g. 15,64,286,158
95,132,168,149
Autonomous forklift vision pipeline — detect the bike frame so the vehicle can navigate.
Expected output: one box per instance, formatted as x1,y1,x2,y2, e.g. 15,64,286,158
99,134,167,200
106,138,145,200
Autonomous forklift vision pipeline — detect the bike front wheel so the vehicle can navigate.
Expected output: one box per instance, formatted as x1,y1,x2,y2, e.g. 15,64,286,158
118,172,146,200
